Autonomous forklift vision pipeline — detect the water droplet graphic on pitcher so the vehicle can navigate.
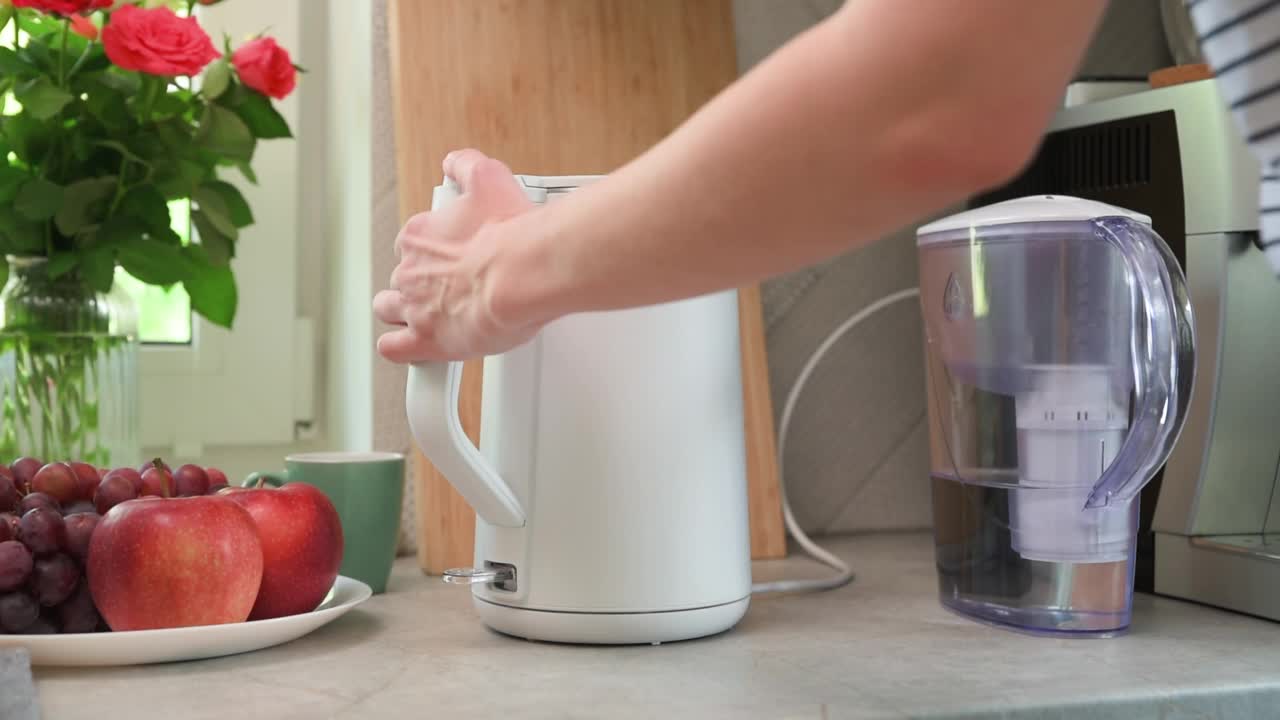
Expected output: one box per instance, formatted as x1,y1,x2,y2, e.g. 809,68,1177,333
943,273,966,321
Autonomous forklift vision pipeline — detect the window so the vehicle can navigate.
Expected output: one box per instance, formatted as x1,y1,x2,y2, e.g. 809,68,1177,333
137,0,313,456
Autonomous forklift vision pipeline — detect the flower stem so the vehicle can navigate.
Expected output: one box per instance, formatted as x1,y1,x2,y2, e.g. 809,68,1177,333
57,18,69,87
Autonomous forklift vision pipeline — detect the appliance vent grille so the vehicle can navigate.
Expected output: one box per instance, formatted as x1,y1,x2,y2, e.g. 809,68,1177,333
1000,119,1154,196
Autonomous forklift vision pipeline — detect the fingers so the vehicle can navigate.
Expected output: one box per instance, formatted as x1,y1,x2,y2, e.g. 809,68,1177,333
443,149,528,210
372,290,407,326
376,327,434,364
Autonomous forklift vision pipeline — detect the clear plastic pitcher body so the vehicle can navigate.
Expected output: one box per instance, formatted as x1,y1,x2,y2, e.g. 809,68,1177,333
916,196,1194,636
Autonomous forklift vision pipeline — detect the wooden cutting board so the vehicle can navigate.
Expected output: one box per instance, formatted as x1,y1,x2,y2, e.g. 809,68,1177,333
387,0,787,574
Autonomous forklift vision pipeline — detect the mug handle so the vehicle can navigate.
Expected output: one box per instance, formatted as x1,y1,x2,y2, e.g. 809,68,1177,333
243,471,288,489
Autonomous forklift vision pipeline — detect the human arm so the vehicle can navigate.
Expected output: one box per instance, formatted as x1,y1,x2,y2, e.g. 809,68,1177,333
375,0,1109,363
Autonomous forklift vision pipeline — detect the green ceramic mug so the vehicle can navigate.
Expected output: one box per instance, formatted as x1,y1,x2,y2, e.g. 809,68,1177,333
245,451,405,594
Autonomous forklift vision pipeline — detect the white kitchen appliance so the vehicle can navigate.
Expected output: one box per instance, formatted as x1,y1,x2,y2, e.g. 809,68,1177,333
405,174,752,645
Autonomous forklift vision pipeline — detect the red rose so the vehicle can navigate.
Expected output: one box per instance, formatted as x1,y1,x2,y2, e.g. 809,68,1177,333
68,13,98,40
102,5,220,77
12,0,110,15
231,37,296,100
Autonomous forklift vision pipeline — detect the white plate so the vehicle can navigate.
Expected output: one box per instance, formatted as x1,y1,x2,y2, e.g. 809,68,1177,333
0,576,373,666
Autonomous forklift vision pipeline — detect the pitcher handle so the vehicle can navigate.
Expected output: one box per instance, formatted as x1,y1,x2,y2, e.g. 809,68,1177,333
406,361,526,527
1085,217,1196,509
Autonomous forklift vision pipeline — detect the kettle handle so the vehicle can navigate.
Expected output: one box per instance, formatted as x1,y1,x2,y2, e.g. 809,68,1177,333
1084,217,1196,509
406,361,526,527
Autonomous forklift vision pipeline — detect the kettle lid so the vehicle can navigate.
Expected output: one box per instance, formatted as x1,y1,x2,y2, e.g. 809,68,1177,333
916,195,1152,244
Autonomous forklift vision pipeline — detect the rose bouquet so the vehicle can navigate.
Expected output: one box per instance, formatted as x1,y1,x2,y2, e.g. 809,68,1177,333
0,0,298,463
0,0,297,325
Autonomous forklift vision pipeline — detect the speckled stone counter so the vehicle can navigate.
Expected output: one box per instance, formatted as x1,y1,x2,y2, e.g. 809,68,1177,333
30,533,1280,719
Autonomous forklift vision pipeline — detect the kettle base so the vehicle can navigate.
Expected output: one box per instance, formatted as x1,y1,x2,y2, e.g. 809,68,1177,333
473,596,750,645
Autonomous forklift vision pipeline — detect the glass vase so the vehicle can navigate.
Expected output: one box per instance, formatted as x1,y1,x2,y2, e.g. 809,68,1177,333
0,256,140,467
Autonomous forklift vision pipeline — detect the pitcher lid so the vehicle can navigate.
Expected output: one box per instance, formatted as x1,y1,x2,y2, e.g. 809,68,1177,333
917,195,1151,244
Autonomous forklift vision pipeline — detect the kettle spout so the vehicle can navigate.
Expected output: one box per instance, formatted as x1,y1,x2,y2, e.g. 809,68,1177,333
405,361,527,528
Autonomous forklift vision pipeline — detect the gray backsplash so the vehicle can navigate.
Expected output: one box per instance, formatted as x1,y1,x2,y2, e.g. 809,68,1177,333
735,0,1180,536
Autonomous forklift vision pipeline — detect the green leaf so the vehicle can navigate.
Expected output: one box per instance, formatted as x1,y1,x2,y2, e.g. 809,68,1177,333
0,47,29,77
15,77,73,121
95,213,146,248
118,185,171,232
236,161,258,185
80,246,116,294
183,249,237,329
15,178,63,222
191,209,234,266
192,190,236,238
45,252,78,279
0,167,29,205
0,261,7,294
0,211,43,255
55,177,117,237
118,237,188,286
200,181,253,227
151,93,189,121
202,59,231,100
95,140,153,170
84,85,132,131
154,159,210,200
97,70,141,96
223,87,292,139
195,104,256,162
2,115,50,164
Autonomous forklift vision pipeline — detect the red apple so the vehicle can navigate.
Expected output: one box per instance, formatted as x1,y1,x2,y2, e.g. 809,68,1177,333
68,462,102,501
172,465,209,497
9,457,42,494
31,463,79,504
87,495,264,631
220,482,343,620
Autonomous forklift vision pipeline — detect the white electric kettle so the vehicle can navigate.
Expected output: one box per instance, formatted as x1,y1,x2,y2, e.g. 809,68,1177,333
405,174,752,645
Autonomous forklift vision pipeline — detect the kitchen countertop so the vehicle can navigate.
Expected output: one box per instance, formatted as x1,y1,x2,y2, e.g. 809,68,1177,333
30,532,1280,719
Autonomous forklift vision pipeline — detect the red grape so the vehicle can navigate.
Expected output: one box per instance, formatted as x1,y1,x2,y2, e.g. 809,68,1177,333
9,457,42,494
30,554,77,606
31,463,79,504
0,475,17,514
173,464,209,496
18,508,66,556
104,467,144,493
68,462,102,501
19,492,61,516
94,475,138,515
0,521,9,544
206,467,228,487
0,592,38,633
20,615,56,634
63,513,100,563
0,514,17,540
0,541,33,593
138,459,172,475
140,467,175,498
62,500,95,516
57,582,99,633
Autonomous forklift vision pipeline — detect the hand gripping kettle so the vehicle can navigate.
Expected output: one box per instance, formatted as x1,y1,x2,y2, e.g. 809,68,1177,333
917,195,1195,637
404,174,752,645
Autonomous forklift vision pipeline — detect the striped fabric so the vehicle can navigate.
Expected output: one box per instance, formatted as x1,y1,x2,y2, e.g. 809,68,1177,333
1186,0,1280,273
